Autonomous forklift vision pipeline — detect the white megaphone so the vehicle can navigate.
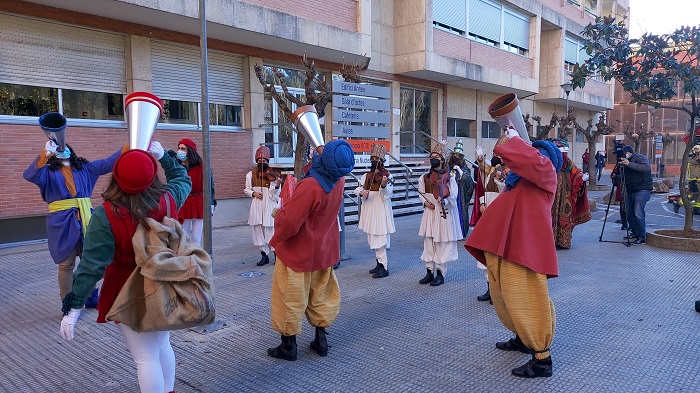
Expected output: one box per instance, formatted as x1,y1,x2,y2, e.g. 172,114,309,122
124,92,164,151
39,112,70,158
488,93,530,143
291,105,324,153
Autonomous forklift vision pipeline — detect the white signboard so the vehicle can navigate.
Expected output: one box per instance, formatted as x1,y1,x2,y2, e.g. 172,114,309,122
332,81,391,98
333,108,391,125
332,95,390,111
332,124,390,138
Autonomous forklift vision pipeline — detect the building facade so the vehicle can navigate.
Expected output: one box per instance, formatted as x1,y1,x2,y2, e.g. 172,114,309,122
0,0,627,243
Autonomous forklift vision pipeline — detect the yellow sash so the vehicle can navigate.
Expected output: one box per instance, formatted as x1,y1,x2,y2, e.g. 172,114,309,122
48,197,93,235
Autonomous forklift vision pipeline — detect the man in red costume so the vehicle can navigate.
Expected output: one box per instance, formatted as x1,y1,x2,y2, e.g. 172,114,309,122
465,127,563,378
266,139,355,361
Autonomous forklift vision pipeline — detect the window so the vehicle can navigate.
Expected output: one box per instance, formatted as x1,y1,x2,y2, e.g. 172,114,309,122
209,104,242,127
564,37,596,77
0,83,58,116
481,121,501,138
467,0,530,56
447,117,474,138
433,0,467,35
0,82,123,121
161,100,198,125
575,130,586,142
400,87,432,155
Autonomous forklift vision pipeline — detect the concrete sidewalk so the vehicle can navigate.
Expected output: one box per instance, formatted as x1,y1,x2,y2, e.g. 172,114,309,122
1,189,699,392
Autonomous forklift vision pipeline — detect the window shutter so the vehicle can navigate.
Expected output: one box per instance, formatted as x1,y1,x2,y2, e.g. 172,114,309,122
503,11,530,50
0,13,126,93
468,0,501,42
565,37,579,64
151,40,244,106
433,0,467,32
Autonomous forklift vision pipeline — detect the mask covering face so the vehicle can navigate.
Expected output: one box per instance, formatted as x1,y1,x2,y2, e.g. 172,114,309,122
258,162,269,171
176,151,187,161
625,153,632,159
370,161,379,171
430,158,441,168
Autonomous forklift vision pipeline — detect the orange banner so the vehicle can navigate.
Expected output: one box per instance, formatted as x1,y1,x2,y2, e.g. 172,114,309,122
345,139,391,153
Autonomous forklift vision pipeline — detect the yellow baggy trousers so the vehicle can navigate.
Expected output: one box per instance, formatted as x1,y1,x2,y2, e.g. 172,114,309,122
270,258,341,336
485,252,556,359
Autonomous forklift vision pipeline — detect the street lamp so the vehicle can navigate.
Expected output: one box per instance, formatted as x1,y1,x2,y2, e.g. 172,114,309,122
561,82,573,114
648,106,660,178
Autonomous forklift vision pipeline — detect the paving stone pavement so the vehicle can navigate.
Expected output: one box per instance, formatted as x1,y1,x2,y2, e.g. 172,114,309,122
1,191,699,392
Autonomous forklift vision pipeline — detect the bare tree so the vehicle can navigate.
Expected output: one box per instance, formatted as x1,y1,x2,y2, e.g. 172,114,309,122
621,123,656,152
527,113,561,141
573,113,619,186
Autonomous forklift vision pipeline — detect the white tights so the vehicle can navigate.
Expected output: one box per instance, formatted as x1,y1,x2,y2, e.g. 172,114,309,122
182,218,204,246
116,323,176,393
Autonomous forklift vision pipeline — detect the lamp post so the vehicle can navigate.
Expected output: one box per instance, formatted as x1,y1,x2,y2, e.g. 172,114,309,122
648,106,660,178
561,82,573,114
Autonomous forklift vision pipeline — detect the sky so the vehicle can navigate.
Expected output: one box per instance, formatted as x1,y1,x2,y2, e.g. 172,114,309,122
628,0,700,38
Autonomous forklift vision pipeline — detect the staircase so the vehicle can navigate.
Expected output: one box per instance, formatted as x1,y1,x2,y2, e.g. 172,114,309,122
342,161,430,225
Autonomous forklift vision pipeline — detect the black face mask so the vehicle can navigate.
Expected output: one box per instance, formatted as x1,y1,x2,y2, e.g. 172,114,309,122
491,157,502,167
258,163,269,171
430,158,441,168
370,161,379,171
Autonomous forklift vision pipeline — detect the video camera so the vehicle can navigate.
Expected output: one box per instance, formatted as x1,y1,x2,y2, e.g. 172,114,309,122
612,140,626,162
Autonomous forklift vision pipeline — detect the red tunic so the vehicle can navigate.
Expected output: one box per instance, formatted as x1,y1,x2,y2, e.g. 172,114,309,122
178,165,204,221
97,192,177,323
270,177,344,272
465,138,559,277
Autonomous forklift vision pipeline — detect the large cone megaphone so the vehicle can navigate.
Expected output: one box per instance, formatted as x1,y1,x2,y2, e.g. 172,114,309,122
125,92,164,151
488,93,530,143
291,105,324,152
39,112,68,156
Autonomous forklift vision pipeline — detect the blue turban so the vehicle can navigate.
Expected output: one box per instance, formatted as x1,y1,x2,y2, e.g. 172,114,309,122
532,140,563,173
306,139,356,194
504,140,562,191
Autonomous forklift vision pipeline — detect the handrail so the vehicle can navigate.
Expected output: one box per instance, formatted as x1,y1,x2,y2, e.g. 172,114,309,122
385,151,413,175
343,191,360,206
346,172,361,184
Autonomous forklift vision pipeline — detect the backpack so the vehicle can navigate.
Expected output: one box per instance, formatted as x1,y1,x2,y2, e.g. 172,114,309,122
105,214,215,332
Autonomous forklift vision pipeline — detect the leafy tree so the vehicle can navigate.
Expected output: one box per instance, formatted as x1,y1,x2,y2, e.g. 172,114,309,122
571,17,700,232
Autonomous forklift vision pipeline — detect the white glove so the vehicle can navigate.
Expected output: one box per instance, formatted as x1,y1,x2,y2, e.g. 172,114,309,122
476,146,484,158
505,127,520,140
582,172,590,182
148,141,165,160
211,205,215,215
453,165,463,177
60,308,81,341
45,140,58,156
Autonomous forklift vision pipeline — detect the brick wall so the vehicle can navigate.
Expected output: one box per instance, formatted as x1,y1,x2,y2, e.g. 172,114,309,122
243,0,357,31
433,29,534,77
1,124,251,219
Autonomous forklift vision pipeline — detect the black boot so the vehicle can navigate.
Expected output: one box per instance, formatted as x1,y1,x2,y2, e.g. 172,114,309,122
333,261,341,270
257,251,270,266
418,269,434,284
268,335,297,361
368,260,381,274
477,284,491,302
495,336,531,354
310,327,328,357
430,270,444,286
372,264,389,279
511,356,553,378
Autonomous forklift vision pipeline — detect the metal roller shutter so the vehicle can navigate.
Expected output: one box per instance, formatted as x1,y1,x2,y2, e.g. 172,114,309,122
468,0,501,42
503,11,530,50
151,40,244,106
0,13,126,93
433,0,467,32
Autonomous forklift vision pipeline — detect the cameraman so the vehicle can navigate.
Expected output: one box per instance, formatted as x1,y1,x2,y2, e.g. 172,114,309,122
619,145,653,244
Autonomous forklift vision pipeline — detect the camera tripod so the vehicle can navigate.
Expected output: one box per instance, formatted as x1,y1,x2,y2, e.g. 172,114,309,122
599,163,632,247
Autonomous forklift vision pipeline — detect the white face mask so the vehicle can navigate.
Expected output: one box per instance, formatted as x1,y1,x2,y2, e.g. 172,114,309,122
177,151,187,161
625,153,632,159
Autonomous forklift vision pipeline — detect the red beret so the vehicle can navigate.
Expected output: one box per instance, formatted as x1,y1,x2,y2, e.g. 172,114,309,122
113,150,157,194
179,138,197,151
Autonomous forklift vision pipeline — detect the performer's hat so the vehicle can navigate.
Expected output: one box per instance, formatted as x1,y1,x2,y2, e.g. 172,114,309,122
125,92,164,151
692,145,700,154
453,139,464,155
113,149,158,194
370,144,386,161
39,112,70,159
488,93,530,143
430,141,449,161
179,138,197,151
291,105,324,152
255,146,271,162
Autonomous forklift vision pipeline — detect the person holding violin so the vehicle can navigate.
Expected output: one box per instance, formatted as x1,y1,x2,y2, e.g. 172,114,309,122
354,144,396,279
417,142,461,286
245,146,281,266
171,138,216,247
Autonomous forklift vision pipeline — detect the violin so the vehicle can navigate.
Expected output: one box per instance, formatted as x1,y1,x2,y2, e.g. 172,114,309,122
428,170,450,219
